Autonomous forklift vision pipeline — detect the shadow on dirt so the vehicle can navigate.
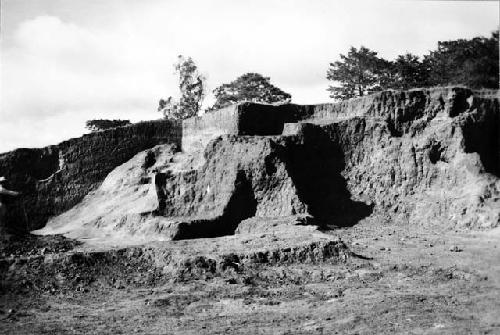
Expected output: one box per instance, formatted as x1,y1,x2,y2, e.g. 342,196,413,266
280,126,373,228
168,171,258,240
460,99,500,177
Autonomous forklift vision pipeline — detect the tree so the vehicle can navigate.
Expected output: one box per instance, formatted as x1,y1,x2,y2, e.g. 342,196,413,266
158,55,205,120
327,46,389,100
423,31,499,89
210,73,291,111
85,119,131,132
391,53,428,90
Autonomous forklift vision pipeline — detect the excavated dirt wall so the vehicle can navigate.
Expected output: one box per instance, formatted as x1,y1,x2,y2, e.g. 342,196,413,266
21,87,500,240
181,87,498,153
0,120,181,233
181,102,318,152
155,136,309,239
181,105,239,152
154,128,375,239
319,89,499,228
155,87,499,238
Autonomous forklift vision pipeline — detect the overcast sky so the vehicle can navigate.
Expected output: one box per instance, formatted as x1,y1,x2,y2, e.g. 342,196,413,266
0,0,498,152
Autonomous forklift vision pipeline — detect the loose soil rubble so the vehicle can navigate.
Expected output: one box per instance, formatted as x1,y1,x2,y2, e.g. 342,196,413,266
2,218,500,334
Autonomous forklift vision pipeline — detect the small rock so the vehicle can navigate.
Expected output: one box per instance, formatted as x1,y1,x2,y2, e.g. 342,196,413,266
352,241,360,246
449,245,463,252
225,278,237,284
114,282,125,289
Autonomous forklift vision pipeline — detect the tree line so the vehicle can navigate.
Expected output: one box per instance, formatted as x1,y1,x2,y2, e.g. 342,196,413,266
86,31,498,130
327,31,498,100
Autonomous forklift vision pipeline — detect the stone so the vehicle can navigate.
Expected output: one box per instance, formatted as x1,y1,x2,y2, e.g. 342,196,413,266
449,245,463,252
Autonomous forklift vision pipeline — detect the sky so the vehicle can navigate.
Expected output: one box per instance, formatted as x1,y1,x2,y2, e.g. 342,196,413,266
0,0,498,152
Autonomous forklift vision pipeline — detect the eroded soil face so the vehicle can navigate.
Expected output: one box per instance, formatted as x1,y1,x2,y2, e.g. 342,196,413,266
2,219,499,335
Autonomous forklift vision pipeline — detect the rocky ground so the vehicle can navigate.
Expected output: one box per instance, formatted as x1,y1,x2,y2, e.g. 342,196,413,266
1,216,499,335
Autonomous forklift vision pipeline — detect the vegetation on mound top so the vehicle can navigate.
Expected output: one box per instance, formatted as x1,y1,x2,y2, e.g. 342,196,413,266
158,55,206,120
85,119,131,132
327,30,499,100
156,31,498,118
209,73,292,111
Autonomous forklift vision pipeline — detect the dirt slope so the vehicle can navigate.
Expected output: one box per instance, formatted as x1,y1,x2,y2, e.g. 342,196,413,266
34,144,182,244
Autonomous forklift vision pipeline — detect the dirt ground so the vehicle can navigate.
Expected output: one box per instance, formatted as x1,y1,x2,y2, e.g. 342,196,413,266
1,218,500,335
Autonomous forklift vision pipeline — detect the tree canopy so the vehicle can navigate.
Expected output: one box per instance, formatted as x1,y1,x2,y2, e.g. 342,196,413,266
422,31,499,89
210,73,291,111
327,46,389,100
85,119,131,132
158,55,205,120
327,31,499,101
391,53,428,90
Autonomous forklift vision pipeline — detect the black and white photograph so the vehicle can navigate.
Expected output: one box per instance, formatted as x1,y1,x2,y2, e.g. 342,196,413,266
0,0,499,333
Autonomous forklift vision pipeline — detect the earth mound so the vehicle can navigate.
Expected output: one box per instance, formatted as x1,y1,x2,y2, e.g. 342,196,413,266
1,87,500,334
35,87,499,243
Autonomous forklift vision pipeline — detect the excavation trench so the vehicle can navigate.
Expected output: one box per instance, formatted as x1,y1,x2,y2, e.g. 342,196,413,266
154,127,373,240
159,171,258,240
